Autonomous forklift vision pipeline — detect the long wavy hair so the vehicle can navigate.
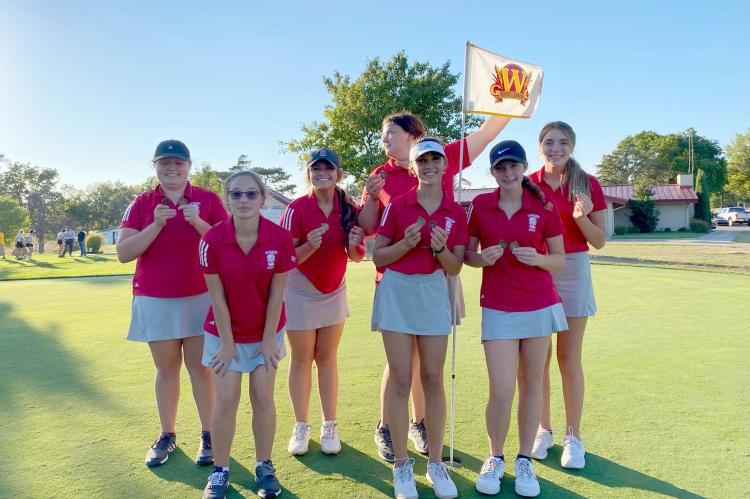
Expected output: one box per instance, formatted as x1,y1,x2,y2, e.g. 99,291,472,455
538,121,591,202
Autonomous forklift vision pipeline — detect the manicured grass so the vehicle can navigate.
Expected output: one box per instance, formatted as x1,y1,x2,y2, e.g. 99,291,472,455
592,242,750,273
610,232,704,240
0,245,134,281
735,231,750,243
1,263,748,498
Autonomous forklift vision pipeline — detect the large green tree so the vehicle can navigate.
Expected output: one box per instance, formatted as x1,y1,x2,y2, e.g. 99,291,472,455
190,162,224,196
284,51,481,183
0,195,30,244
724,129,750,203
64,181,143,229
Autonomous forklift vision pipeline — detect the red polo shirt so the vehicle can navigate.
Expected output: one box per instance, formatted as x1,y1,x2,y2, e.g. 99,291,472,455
280,192,361,293
199,216,296,344
360,138,471,210
378,187,469,276
467,188,564,312
120,182,227,298
529,169,606,254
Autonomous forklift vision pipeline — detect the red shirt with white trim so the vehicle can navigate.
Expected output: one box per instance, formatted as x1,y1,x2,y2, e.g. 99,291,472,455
467,188,564,312
378,187,469,276
360,138,471,210
529,169,607,253
199,216,296,343
120,182,227,298
279,192,360,293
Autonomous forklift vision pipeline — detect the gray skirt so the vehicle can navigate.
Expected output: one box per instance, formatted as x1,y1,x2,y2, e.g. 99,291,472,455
126,293,211,343
447,274,465,325
371,269,451,336
284,269,349,331
201,329,286,374
482,303,568,341
552,251,597,318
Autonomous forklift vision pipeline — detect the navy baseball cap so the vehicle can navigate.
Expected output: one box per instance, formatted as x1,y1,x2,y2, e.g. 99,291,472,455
153,140,191,161
307,147,340,168
489,140,527,167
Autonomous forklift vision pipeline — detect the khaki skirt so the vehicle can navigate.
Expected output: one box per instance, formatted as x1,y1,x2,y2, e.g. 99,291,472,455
284,269,349,331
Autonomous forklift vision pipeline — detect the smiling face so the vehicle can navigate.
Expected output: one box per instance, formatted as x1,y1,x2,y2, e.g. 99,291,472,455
227,174,264,220
413,151,446,186
491,160,528,191
539,127,573,170
382,122,413,161
153,157,191,190
307,160,341,191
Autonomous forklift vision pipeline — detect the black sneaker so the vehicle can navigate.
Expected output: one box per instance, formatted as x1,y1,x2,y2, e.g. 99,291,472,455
408,419,429,455
202,468,229,499
373,422,395,463
196,431,214,466
145,432,176,467
255,460,281,498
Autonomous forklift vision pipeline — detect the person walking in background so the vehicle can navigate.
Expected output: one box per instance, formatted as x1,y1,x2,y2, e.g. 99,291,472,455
527,121,607,470
280,147,365,458
64,226,75,256
25,229,35,260
77,228,87,256
466,141,566,497
57,228,65,256
117,139,227,470
14,229,26,260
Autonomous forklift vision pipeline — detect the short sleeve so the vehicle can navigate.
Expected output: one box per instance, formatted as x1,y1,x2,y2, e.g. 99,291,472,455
444,138,472,176
279,201,302,239
120,196,144,230
543,207,564,239
467,201,480,239
589,176,607,212
377,202,398,240
275,230,297,274
207,192,228,225
198,234,219,274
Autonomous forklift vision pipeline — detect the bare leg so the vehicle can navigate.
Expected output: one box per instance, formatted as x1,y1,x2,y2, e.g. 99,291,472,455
379,336,426,426
314,322,345,421
416,335,448,463
381,331,414,464
483,340,519,457
211,370,242,467
516,337,551,455
557,317,587,438
148,339,183,433
182,335,214,431
249,364,278,462
286,329,316,422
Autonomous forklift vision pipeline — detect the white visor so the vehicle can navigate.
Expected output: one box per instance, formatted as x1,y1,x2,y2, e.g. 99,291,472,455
409,140,446,162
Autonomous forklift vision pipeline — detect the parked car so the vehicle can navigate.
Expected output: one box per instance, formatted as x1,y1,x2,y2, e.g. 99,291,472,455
715,207,750,226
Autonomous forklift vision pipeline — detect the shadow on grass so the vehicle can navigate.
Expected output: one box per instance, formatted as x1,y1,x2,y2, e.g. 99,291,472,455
541,446,706,498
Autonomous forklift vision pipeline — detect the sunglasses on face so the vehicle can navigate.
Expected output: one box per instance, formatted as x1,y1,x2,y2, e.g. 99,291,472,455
228,190,261,200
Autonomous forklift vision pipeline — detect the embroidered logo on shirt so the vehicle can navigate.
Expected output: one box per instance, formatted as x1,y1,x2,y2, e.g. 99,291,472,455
444,217,456,233
265,250,278,269
528,214,540,232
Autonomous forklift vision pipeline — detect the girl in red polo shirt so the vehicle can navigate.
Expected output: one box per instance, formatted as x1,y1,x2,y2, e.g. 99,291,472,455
279,147,365,457
372,137,468,499
118,140,227,469
199,171,296,499
466,140,566,498
359,112,511,463
527,122,607,470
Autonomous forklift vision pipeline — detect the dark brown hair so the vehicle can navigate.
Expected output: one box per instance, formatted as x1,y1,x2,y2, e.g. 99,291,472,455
382,112,426,139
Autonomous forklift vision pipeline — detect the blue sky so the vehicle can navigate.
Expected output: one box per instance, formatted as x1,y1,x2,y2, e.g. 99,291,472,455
1,0,748,194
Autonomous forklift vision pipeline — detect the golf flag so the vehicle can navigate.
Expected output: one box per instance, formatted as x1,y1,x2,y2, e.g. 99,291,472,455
463,42,544,118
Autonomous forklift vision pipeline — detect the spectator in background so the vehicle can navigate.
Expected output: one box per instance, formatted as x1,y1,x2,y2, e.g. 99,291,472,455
64,226,75,256
25,229,35,260
14,229,26,260
77,228,87,256
0,232,6,259
57,228,65,256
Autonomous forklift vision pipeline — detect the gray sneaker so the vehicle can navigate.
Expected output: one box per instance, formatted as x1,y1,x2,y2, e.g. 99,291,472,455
373,423,395,463
196,431,214,466
255,460,281,498
145,432,176,467
202,468,229,499
408,419,429,455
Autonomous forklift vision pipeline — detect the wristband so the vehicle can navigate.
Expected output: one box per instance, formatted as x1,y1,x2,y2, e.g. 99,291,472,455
434,246,446,254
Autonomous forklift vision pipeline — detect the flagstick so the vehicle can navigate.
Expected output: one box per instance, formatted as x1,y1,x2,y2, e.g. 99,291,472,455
443,41,469,469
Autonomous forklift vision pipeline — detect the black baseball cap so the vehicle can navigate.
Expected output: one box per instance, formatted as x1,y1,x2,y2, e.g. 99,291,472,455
307,147,340,168
153,140,191,161
489,140,527,167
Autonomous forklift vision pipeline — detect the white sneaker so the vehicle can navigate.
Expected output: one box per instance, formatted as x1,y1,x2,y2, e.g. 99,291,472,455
287,421,311,455
531,428,553,460
514,458,540,497
561,428,585,469
320,421,341,455
426,462,457,499
475,456,505,495
393,458,418,499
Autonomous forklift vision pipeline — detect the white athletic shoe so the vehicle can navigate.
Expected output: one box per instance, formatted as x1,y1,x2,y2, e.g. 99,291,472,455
426,462,457,499
561,428,585,469
320,421,341,455
287,421,311,455
475,456,505,495
514,458,540,497
531,428,554,460
392,458,418,499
